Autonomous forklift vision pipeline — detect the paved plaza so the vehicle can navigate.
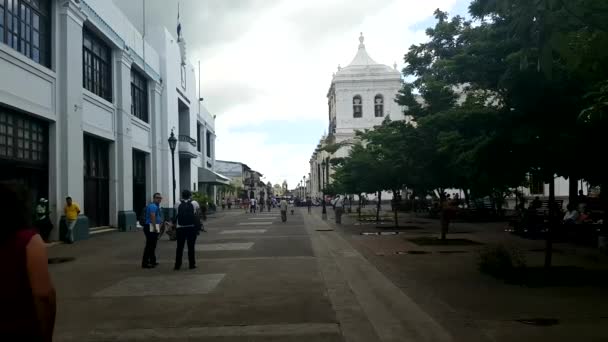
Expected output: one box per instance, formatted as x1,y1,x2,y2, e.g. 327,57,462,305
48,208,452,342
48,207,608,341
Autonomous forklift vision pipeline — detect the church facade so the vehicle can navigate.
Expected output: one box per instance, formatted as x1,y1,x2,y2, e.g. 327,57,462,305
309,34,403,199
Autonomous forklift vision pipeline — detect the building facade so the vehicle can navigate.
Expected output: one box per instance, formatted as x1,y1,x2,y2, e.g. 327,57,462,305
0,0,217,239
309,34,402,199
215,160,268,200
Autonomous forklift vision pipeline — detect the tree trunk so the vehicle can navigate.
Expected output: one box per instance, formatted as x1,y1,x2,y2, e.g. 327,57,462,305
568,176,578,207
544,177,555,269
358,193,362,221
393,189,399,228
439,190,448,240
602,180,607,245
376,191,382,224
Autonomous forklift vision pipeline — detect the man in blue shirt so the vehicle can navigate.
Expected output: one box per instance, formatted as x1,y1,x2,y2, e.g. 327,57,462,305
142,193,163,268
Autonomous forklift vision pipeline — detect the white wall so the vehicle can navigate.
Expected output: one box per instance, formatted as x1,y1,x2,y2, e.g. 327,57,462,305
84,0,160,73
334,80,402,135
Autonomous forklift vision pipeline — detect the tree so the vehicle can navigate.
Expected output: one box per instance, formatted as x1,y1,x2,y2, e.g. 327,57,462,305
396,2,608,263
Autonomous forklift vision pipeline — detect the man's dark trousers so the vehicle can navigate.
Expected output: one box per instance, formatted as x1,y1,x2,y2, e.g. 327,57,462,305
175,226,198,269
142,224,159,266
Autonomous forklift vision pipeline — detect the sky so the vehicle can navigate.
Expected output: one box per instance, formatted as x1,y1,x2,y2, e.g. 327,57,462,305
114,0,471,189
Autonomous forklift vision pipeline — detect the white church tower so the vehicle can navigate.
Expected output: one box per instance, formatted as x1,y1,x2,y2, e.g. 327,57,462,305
309,34,403,198
327,33,403,159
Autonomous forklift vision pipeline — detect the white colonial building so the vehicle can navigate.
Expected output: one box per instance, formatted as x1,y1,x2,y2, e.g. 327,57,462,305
309,34,403,199
0,0,221,241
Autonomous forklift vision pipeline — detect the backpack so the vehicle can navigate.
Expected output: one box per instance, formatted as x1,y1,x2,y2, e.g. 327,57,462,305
139,206,147,226
175,200,197,227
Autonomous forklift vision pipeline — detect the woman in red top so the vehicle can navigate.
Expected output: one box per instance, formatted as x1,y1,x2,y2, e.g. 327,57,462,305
0,183,56,341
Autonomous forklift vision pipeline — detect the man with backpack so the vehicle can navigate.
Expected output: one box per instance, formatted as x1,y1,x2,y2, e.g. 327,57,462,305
172,190,201,270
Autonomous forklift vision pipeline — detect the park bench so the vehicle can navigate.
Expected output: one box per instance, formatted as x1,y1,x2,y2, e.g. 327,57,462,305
459,199,497,221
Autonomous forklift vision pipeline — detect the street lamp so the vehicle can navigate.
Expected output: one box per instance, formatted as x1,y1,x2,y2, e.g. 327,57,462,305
168,129,178,206
321,161,327,219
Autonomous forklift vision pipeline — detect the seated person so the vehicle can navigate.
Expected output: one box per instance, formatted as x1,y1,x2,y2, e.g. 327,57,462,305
562,203,579,224
530,196,542,210
576,209,593,224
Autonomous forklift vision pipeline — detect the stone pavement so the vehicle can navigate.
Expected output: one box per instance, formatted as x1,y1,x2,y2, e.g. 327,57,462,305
48,207,459,341
329,208,608,342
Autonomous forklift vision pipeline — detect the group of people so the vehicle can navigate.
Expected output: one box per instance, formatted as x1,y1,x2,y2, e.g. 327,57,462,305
238,197,278,214
562,190,595,225
141,189,205,270
33,196,82,244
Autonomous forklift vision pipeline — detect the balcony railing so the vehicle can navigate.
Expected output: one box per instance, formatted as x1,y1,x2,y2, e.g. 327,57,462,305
178,135,196,147
178,135,198,159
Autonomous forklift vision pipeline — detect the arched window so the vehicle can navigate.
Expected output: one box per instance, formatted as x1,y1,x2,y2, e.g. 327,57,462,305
374,94,384,117
353,95,362,118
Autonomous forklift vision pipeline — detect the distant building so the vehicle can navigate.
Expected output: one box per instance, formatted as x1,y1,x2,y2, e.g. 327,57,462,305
215,160,266,200
309,34,403,199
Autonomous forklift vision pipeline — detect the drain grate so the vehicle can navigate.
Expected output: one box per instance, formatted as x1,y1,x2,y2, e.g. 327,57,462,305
395,250,430,255
515,318,559,326
438,251,469,254
361,231,405,236
48,257,75,264
316,229,334,232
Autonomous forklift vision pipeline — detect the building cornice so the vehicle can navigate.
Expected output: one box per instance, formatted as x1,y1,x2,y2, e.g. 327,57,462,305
80,0,161,82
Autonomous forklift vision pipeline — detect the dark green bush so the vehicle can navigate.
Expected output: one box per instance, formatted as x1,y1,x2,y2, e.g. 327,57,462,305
477,244,526,280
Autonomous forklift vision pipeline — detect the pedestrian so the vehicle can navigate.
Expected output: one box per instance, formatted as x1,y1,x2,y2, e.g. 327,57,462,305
335,195,345,224
173,190,201,270
35,198,53,242
0,183,56,341
280,198,288,222
63,196,80,243
267,198,272,212
221,197,226,210
227,198,232,210
250,197,257,213
142,193,163,269
306,196,312,214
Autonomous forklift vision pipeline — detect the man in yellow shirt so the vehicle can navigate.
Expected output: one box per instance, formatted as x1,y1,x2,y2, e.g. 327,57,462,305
64,197,80,243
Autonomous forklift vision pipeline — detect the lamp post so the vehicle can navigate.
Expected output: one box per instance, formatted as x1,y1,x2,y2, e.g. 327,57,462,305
321,161,327,219
168,129,178,206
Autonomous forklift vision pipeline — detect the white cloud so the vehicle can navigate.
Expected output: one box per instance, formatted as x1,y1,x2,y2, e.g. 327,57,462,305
117,0,466,188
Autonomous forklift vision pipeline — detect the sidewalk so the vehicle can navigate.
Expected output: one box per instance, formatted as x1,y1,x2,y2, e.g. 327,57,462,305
320,207,608,342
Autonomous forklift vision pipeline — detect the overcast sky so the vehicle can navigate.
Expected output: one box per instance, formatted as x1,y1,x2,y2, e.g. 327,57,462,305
114,0,470,189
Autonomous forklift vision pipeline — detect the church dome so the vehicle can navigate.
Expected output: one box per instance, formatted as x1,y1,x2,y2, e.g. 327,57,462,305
333,33,401,81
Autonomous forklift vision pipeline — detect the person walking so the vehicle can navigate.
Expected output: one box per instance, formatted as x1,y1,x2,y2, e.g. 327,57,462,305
0,183,56,341
63,196,80,243
173,190,201,270
142,193,163,269
250,197,257,214
35,198,53,242
280,198,288,222
267,198,272,212
306,196,312,214
335,195,345,224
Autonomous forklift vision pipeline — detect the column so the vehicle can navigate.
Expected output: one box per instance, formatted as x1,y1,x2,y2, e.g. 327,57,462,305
150,81,164,194
113,49,136,231
54,0,88,240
